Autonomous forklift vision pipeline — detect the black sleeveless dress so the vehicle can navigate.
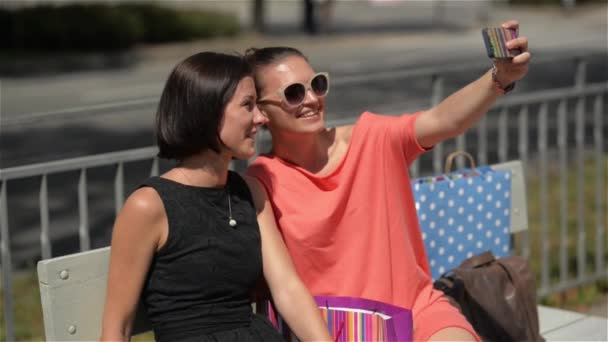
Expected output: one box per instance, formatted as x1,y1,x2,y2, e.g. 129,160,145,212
140,171,284,342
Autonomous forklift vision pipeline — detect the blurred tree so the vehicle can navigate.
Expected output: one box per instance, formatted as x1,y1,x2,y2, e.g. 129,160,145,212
252,0,265,33
303,0,317,35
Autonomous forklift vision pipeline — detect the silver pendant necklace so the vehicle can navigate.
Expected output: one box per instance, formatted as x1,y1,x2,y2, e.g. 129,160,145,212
227,185,237,227
178,168,236,228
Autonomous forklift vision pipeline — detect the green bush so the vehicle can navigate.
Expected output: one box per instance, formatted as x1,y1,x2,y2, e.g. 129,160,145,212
119,4,239,43
1,3,240,53
2,4,143,52
175,11,240,40
119,3,186,43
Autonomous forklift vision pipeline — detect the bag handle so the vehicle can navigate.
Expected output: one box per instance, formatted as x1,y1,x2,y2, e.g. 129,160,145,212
460,250,496,269
444,151,477,174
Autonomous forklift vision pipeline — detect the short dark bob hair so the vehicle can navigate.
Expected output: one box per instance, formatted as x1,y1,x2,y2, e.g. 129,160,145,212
156,51,252,160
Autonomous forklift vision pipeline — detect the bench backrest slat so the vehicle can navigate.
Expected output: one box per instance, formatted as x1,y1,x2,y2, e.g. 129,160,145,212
37,247,151,341
491,160,528,234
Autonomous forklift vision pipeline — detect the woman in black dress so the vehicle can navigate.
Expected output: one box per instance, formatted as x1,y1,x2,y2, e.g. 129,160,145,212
101,52,331,342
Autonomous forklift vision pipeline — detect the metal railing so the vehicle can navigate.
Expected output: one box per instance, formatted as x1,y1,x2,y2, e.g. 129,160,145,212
0,147,159,341
1,66,606,342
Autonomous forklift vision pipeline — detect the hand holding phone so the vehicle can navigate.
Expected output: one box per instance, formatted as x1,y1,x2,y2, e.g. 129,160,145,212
481,27,521,59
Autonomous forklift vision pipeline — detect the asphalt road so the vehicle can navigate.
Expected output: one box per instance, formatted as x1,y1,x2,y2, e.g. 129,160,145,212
1,52,606,168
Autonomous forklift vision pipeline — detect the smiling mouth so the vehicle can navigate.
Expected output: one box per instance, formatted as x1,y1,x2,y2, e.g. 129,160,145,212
246,128,257,139
297,111,319,118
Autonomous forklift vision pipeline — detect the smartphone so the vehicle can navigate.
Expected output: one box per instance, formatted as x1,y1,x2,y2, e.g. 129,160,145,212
481,27,521,59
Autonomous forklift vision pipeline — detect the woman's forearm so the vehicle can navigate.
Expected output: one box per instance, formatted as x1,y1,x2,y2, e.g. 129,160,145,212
432,69,499,138
416,21,529,147
272,278,331,341
100,323,132,342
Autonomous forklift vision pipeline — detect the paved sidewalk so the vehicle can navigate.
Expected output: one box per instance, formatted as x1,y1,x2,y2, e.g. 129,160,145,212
134,1,607,73
588,294,608,318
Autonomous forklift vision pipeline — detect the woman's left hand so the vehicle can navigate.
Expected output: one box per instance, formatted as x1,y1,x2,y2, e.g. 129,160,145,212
494,20,531,87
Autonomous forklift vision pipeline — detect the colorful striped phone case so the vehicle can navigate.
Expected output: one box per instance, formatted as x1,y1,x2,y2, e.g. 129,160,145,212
482,27,521,59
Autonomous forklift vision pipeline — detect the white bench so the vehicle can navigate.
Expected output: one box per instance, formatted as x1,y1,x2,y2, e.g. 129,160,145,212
37,160,607,341
37,246,151,341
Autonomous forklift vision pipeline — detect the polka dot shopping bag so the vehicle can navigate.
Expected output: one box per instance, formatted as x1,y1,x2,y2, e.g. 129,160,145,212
412,152,512,280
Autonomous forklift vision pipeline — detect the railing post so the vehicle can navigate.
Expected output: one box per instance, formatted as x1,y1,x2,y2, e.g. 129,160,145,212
0,180,15,342
575,82,586,282
431,74,444,174
40,174,52,259
455,135,466,168
538,102,549,293
498,108,508,162
477,115,488,166
230,160,249,174
150,157,159,177
410,159,420,179
115,162,125,217
557,100,569,285
78,169,90,251
517,105,530,259
593,94,605,278
574,57,587,89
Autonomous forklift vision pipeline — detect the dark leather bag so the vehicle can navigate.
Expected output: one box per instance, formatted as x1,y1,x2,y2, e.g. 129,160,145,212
434,250,545,342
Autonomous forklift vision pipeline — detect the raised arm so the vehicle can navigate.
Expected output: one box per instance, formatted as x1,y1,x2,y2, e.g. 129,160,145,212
244,176,332,341
415,20,530,148
101,188,165,342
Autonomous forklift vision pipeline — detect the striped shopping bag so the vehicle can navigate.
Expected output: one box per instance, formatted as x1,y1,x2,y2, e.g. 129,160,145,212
266,296,412,342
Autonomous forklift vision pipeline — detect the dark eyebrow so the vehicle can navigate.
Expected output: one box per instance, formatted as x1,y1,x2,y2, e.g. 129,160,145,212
240,94,255,104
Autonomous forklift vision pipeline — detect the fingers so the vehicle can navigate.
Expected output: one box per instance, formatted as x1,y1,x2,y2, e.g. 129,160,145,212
512,51,531,65
506,36,528,52
493,52,530,66
501,20,519,31
493,59,510,67
500,20,526,58
491,20,530,82
493,49,530,65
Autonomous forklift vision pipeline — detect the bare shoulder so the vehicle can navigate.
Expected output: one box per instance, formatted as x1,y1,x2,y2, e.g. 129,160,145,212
125,187,163,213
336,124,355,144
116,187,165,230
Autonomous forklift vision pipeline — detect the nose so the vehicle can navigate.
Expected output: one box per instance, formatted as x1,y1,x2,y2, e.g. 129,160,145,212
302,87,320,105
253,105,269,125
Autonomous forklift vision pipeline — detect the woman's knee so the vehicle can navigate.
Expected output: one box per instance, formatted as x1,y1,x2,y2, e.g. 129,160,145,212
427,327,478,341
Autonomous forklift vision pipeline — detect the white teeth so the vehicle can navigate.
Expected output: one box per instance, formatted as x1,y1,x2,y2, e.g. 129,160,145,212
300,112,317,118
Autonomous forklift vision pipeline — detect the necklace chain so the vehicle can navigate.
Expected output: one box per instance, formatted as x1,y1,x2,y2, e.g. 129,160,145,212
177,168,237,228
226,186,237,227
